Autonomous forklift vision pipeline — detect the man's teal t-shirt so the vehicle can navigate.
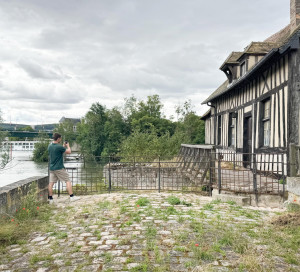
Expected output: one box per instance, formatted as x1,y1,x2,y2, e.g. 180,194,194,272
48,143,66,171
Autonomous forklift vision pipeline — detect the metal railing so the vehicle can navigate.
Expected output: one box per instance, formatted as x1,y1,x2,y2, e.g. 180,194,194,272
211,151,286,197
52,151,287,197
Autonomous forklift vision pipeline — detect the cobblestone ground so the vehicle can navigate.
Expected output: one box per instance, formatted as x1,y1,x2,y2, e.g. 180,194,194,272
0,192,298,272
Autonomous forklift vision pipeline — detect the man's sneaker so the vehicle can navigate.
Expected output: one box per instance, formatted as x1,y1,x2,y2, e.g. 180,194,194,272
48,199,54,205
70,196,81,202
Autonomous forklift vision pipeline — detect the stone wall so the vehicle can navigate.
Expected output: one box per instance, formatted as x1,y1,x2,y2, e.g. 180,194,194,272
0,176,49,214
287,176,300,204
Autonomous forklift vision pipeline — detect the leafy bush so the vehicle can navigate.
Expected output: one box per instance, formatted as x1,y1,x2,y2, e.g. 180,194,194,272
167,195,192,206
33,132,50,162
33,141,49,162
136,197,150,206
167,196,181,205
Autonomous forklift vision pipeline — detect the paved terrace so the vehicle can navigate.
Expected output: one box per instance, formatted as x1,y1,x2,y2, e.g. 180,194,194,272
0,192,299,272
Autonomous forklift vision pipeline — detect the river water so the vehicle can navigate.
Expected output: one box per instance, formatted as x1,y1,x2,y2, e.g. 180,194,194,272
0,151,48,188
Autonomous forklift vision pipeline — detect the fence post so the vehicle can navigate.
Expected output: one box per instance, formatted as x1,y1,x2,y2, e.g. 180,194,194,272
209,150,213,196
218,153,222,194
281,153,285,196
252,154,258,205
58,181,61,198
289,144,297,177
108,156,112,193
158,156,161,193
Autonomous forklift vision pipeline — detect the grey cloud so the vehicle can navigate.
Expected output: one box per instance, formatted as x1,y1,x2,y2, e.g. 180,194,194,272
18,59,70,81
0,0,290,125
0,81,83,104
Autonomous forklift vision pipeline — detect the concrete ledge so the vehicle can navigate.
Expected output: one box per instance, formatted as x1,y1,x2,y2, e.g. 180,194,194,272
0,176,49,214
287,177,300,205
212,189,286,208
212,190,250,206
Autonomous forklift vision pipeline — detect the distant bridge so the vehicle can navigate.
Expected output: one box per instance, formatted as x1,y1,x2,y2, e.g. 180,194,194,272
5,131,53,138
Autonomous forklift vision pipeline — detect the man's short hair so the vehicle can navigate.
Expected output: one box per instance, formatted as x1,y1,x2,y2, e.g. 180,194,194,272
53,133,62,141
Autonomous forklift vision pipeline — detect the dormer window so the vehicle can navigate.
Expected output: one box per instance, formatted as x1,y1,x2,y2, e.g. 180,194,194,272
240,62,246,76
225,69,233,83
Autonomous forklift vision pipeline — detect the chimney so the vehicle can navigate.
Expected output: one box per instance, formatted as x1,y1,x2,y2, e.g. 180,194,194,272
290,0,300,33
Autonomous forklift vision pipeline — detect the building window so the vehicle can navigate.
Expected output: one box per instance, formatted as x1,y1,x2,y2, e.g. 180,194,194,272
218,116,222,145
262,99,271,146
240,62,246,76
229,113,236,147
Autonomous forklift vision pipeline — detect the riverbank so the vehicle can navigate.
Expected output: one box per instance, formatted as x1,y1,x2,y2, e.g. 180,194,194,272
0,151,48,188
1,192,299,271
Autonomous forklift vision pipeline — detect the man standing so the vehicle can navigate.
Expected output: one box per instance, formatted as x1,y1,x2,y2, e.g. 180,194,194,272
48,133,80,204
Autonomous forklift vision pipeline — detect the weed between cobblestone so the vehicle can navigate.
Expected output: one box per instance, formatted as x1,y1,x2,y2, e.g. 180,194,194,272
0,192,300,271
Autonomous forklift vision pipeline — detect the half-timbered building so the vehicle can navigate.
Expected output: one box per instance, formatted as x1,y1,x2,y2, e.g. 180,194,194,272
202,0,300,176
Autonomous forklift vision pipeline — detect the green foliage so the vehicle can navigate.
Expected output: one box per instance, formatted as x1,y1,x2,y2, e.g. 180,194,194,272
167,196,181,205
0,185,52,248
18,125,35,132
118,128,184,160
54,120,77,145
102,108,130,156
131,115,176,136
136,197,150,206
77,104,129,157
73,96,205,158
15,185,41,221
32,132,50,162
77,103,107,157
176,112,205,144
175,100,205,144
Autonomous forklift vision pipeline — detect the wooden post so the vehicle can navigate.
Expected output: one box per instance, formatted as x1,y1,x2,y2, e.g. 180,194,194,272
289,143,297,177
252,154,258,205
209,150,213,196
281,153,285,196
108,156,112,193
218,153,222,194
158,156,161,193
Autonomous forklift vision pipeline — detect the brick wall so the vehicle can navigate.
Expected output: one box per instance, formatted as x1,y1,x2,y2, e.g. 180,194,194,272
290,0,300,32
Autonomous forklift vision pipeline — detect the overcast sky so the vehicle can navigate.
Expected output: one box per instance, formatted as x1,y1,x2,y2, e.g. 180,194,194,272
0,0,290,125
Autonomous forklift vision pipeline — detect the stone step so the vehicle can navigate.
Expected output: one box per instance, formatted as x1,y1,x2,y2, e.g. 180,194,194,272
212,191,250,206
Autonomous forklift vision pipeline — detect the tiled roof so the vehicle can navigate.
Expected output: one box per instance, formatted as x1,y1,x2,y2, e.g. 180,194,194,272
59,117,81,124
264,24,292,44
220,52,243,69
242,42,280,54
202,24,300,105
202,80,229,104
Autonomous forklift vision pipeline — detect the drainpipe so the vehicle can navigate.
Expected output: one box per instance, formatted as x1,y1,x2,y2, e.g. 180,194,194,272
207,102,216,146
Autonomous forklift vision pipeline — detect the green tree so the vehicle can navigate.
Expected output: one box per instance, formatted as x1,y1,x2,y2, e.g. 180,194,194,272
181,112,205,144
54,120,77,145
131,115,176,136
118,128,184,160
77,103,108,157
19,126,34,132
175,99,193,121
32,132,50,162
123,94,175,136
174,100,205,144
102,107,130,156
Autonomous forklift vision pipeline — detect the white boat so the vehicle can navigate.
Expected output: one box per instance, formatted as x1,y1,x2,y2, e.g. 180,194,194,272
1,141,39,151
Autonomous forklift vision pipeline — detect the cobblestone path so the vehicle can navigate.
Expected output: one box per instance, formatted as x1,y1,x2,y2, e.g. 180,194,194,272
0,192,298,272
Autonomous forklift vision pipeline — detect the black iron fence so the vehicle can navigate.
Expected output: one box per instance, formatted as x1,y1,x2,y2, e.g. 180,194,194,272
53,150,287,197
